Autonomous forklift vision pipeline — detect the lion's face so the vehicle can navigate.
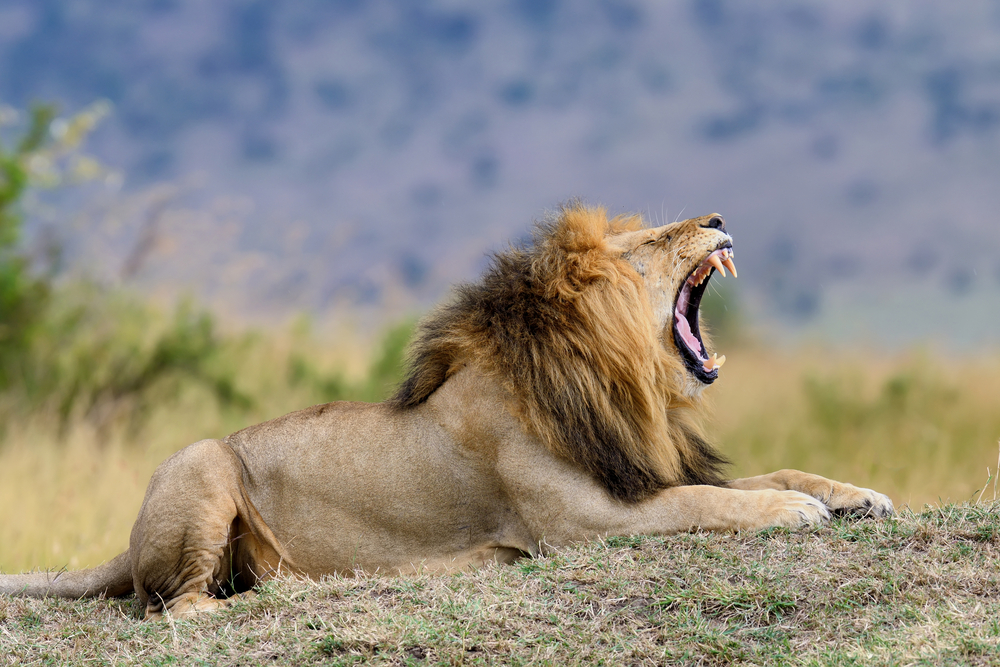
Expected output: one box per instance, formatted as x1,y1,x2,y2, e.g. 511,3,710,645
612,214,736,392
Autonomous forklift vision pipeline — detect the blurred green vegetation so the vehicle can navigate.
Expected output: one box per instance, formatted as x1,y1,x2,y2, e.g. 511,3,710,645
700,279,742,347
287,319,414,404
1,278,414,436
712,348,1000,507
0,103,414,438
802,364,959,441
0,103,56,388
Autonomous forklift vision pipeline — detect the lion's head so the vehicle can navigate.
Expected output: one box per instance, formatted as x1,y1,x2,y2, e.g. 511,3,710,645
393,204,735,502
607,210,736,395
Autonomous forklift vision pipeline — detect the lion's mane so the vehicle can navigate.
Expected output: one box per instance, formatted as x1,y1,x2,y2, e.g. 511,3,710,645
391,204,727,502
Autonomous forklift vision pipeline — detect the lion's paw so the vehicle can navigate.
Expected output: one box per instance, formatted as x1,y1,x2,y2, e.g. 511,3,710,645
826,485,894,519
762,489,831,529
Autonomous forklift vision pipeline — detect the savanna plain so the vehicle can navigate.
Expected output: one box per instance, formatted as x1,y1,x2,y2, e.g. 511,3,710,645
2,294,1000,665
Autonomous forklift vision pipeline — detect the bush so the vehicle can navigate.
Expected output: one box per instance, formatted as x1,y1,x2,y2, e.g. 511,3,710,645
287,319,414,404
0,104,56,388
0,100,417,439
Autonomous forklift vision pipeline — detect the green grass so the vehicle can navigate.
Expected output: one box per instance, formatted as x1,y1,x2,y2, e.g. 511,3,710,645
4,504,1000,665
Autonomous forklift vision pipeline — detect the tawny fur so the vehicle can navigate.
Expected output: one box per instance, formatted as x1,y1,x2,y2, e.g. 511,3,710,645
0,204,894,619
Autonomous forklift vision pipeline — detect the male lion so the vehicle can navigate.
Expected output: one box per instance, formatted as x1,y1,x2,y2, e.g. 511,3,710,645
0,205,893,618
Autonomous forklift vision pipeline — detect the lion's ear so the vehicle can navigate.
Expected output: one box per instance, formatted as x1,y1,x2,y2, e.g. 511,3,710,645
605,228,658,255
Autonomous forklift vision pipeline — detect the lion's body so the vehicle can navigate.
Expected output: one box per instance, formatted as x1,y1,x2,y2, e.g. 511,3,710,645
0,206,893,618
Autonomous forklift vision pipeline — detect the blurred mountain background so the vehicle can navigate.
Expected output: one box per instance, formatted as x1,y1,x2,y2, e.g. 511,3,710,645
2,0,999,345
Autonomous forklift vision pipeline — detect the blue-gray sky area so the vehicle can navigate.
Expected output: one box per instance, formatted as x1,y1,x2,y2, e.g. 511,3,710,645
1,0,999,346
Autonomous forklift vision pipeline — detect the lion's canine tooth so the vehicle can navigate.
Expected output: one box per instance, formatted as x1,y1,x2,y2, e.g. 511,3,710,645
707,254,727,277
722,256,738,278
702,353,727,372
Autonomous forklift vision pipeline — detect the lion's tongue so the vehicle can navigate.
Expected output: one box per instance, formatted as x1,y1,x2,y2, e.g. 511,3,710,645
675,308,704,357
676,309,727,372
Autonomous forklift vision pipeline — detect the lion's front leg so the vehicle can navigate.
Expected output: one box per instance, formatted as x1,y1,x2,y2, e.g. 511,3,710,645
526,484,834,545
726,470,894,518
500,440,839,543
642,485,834,533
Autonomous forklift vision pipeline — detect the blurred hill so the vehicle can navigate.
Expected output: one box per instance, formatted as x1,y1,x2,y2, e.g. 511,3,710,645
1,0,999,343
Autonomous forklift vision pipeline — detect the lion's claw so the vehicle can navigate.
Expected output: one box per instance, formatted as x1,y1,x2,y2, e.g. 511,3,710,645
824,486,894,519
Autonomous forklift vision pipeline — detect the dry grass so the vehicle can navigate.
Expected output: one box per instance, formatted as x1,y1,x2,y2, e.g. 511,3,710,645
3,504,1000,665
3,344,1000,573
709,346,1000,508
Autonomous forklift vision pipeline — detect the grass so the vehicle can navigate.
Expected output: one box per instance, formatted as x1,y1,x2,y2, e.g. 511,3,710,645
3,503,1000,665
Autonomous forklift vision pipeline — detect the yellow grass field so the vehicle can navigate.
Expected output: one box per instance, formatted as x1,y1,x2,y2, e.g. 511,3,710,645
1,341,998,574
709,347,1000,508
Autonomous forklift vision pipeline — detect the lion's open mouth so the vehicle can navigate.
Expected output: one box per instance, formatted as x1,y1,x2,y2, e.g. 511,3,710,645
673,244,737,384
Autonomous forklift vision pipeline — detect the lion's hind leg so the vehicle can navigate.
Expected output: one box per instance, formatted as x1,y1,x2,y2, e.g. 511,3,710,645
130,439,287,620
145,591,260,620
727,469,894,518
144,593,232,620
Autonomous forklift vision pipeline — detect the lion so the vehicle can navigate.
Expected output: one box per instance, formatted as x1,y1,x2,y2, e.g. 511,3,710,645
0,205,893,618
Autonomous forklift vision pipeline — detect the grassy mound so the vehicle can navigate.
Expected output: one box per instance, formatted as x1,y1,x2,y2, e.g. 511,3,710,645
3,503,999,665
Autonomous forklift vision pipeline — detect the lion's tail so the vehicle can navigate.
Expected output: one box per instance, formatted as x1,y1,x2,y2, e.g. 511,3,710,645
0,549,133,599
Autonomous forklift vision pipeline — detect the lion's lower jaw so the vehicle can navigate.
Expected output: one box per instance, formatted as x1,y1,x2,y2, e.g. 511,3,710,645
679,371,710,399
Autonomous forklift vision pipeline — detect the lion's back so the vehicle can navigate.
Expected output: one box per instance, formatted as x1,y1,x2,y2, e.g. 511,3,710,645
223,401,395,484
226,401,375,449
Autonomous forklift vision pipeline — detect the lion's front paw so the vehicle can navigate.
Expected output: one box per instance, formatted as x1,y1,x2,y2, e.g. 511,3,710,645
826,485,894,519
762,489,831,529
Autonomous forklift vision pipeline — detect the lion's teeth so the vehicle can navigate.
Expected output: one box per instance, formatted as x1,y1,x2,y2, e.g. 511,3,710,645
689,266,710,286
707,254,727,277
702,353,727,372
690,250,736,286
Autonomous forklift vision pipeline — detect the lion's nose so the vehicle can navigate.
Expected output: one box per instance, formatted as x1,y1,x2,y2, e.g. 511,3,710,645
702,215,725,231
